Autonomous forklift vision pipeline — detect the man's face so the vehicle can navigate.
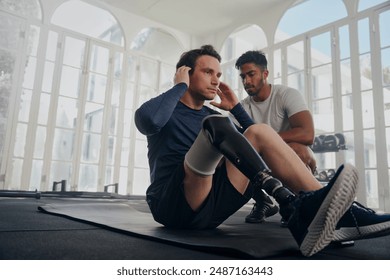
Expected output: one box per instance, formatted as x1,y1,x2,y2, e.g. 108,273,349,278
188,55,222,101
239,63,268,97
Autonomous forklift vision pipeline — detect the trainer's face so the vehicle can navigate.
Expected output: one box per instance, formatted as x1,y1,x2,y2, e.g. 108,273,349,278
189,55,222,101
239,63,268,97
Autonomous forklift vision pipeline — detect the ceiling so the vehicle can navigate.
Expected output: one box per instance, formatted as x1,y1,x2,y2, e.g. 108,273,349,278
99,0,294,36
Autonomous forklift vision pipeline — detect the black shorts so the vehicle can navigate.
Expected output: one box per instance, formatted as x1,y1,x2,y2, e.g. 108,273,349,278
146,162,252,229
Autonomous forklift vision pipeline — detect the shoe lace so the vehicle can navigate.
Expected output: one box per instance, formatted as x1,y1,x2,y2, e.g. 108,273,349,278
348,201,375,235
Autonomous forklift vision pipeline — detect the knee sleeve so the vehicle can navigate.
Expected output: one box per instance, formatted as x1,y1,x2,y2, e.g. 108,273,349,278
184,127,223,176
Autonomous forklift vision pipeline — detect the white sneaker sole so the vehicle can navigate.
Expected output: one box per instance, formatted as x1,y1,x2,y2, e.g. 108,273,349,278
300,163,359,257
334,220,390,241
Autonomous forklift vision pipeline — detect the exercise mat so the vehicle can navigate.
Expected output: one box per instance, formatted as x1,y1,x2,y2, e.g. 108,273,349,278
38,200,299,259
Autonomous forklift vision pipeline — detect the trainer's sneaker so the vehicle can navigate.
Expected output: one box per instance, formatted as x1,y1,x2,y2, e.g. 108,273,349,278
245,202,279,223
285,163,358,257
333,201,390,242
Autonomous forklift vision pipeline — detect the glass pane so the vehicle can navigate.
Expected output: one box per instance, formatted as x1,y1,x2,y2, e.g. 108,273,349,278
52,1,124,46
87,73,106,103
63,37,85,68
0,13,22,50
127,55,137,82
365,169,379,209
362,90,375,128
382,48,390,87
311,64,333,99
84,102,103,133
134,139,148,168
275,0,346,42
105,166,114,185
109,106,118,135
363,129,377,168
287,72,305,96
343,131,355,165
50,161,72,188
137,86,157,107
160,62,175,91
385,88,390,126
340,59,352,94
114,52,123,78
78,164,98,191
56,96,78,128
311,32,331,67
132,168,150,195
313,99,334,132
287,41,304,74
0,0,42,19
339,25,350,60
342,95,354,131
273,49,282,79
59,66,81,98
360,53,372,91
10,159,23,188
33,126,46,159
112,79,120,106
130,28,182,63
13,123,27,157
52,128,74,161
123,109,132,138
22,56,36,89
27,25,40,56
42,61,54,93
380,10,390,48
358,18,370,54
359,0,388,11
120,138,130,166
125,82,135,110
38,92,50,125
18,89,32,122
106,136,116,164
90,45,109,75
46,31,58,61
119,167,128,194
30,159,43,191
139,57,158,87
386,127,390,167
81,133,101,163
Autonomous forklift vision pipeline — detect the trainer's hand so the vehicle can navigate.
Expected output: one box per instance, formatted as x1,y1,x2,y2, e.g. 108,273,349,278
210,81,239,111
174,66,191,87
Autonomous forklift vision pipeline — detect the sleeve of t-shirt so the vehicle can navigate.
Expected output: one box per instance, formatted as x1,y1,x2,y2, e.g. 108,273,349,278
134,83,187,136
282,87,309,118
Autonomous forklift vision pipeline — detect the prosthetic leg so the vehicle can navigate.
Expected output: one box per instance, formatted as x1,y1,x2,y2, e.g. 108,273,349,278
185,115,295,215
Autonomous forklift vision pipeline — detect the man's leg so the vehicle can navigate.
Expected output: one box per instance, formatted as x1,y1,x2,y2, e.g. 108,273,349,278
196,115,358,256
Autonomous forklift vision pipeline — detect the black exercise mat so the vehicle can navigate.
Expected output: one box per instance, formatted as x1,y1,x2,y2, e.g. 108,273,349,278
38,200,299,259
38,200,390,259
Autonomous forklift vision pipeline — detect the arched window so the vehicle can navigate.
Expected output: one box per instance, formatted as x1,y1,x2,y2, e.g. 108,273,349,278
220,24,267,100
0,0,42,19
130,27,183,64
51,0,124,46
275,0,347,43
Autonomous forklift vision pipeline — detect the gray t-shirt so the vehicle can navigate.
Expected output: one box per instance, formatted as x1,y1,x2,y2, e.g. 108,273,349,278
239,84,308,132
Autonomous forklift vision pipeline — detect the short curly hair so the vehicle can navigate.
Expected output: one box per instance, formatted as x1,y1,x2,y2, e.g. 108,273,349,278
235,50,267,70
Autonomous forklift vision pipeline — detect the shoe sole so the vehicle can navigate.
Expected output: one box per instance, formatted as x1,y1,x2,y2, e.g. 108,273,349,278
334,220,390,241
300,164,358,257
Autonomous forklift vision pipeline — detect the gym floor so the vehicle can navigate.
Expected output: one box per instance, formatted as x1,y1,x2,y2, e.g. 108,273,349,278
1,191,390,260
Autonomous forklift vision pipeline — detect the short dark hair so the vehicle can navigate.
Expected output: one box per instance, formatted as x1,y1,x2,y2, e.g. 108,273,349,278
235,50,268,70
176,45,221,74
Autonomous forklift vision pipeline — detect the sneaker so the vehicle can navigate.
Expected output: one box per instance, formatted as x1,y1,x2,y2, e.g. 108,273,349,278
333,201,390,242
245,202,279,223
286,163,358,257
